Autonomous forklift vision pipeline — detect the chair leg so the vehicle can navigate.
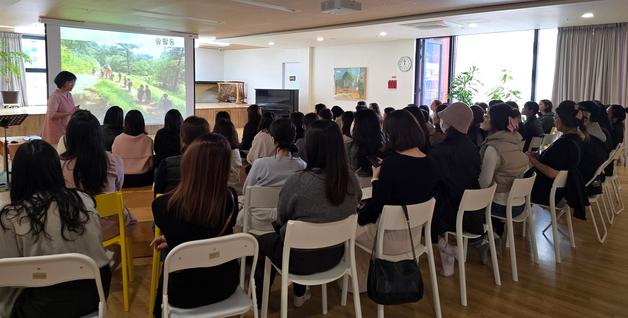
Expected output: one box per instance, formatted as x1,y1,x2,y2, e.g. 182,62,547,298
565,208,576,248
240,257,247,290
148,248,161,316
118,238,130,311
349,247,363,318
614,178,624,214
463,237,468,263
601,191,614,225
604,184,616,222
377,304,384,318
125,236,135,282
340,274,348,306
280,273,289,318
426,242,442,318
321,283,328,315
549,207,561,263
261,258,271,318
522,220,527,238
507,219,518,282
527,212,539,264
486,225,501,286
456,235,467,306
590,203,608,243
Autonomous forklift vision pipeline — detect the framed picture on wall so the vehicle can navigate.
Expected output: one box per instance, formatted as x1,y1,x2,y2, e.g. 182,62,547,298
334,67,367,100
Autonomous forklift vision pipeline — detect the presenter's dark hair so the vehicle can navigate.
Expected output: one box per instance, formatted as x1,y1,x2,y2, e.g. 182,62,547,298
124,110,146,136
304,120,352,205
61,110,108,195
103,106,124,131
54,71,77,89
1,140,92,241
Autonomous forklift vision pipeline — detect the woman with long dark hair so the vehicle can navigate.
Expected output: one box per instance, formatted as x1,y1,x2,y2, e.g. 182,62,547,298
246,112,276,164
290,112,305,140
607,104,626,148
254,120,361,308
101,105,124,151
154,109,183,166
151,134,239,317
240,118,306,233
340,111,354,144
112,110,154,187
214,119,243,192
0,140,111,317
348,109,384,185
241,104,262,151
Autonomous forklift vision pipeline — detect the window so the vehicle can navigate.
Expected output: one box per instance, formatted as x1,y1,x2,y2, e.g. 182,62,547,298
535,28,558,101
21,35,47,105
454,30,535,104
415,37,451,106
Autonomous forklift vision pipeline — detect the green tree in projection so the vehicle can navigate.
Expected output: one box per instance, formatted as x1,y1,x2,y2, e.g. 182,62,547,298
116,43,139,75
154,47,184,91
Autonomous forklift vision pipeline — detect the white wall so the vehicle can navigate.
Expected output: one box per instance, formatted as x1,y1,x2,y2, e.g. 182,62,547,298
223,47,311,112
195,48,224,81
312,40,416,111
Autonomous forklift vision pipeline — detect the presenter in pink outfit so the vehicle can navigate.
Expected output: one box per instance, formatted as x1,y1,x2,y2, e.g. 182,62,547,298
42,71,79,144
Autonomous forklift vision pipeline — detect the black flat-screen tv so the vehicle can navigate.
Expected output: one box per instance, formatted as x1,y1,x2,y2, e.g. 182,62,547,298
255,89,298,118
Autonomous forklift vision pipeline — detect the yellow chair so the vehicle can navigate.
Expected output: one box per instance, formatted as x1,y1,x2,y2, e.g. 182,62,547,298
149,194,163,317
95,192,134,312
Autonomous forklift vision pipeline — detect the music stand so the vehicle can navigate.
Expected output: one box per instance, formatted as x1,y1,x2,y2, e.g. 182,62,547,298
0,114,28,189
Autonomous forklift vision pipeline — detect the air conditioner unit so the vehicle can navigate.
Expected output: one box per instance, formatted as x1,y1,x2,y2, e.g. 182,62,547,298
321,0,362,15
402,20,462,31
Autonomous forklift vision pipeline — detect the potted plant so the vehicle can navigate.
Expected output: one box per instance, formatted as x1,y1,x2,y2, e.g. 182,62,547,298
0,41,31,104
486,69,521,102
448,66,481,105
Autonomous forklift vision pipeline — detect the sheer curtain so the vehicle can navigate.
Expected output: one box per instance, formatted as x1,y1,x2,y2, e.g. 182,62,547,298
0,32,29,105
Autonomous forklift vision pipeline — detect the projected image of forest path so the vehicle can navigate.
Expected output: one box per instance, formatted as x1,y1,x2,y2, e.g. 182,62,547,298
61,37,185,124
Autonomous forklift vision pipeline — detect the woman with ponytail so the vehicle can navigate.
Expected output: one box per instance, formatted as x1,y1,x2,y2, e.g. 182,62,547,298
240,118,306,234
529,100,585,206
478,103,529,239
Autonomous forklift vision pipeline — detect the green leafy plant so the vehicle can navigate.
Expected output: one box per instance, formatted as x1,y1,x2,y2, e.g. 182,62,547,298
0,41,31,90
486,69,521,102
448,66,481,105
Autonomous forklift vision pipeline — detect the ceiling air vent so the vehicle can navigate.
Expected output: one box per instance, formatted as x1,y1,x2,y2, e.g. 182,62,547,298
402,20,461,31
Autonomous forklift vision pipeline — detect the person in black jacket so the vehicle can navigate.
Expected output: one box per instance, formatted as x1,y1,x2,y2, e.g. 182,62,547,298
101,106,123,151
607,104,626,149
539,99,555,133
430,102,484,276
153,116,209,195
240,104,261,151
522,101,544,151
154,109,183,167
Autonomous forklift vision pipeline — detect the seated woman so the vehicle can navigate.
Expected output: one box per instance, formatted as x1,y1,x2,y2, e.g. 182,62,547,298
151,133,239,318
348,109,384,187
241,104,262,151
60,110,133,238
468,105,487,147
154,116,210,195
154,109,183,167
355,109,436,291
607,104,626,149
247,112,276,164
340,111,354,144
112,110,154,188
213,119,244,193
295,112,319,159
239,118,306,234
101,106,124,151
429,102,484,276
528,101,584,206
478,104,529,239
0,140,111,318
254,120,361,308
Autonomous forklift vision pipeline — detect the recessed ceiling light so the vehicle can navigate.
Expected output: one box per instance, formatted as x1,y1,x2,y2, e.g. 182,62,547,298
581,12,594,18
468,23,478,28
316,36,325,42
379,31,388,37
268,41,275,46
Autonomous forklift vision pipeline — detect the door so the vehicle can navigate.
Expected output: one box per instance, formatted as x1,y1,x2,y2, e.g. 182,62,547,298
283,62,300,89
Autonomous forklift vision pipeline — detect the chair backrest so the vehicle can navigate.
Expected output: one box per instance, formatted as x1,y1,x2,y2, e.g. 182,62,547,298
375,198,436,258
529,136,543,150
0,253,106,314
283,214,358,250
456,184,497,230
95,192,124,218
542,133,557,146
243,186,282,232
163,233,259,291
549,170,569,207
506,173,537,206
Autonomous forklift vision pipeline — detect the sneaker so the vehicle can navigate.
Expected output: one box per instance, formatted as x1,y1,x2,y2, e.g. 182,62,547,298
293,288,311,308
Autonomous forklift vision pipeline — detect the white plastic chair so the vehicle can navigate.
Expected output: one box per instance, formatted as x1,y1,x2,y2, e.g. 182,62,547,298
492,174,538,282
162,233,259,318
355,198,441,318
583,152,617,241
604,143,624,216
260,214,362,318
241,186,282,282
528,136,543,151
446,184,500,306
541,133,557,150
537,170,574,263
0,253,107,318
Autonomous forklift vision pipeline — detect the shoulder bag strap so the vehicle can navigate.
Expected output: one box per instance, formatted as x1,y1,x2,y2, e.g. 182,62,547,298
217,189,237,236
401,205,419,263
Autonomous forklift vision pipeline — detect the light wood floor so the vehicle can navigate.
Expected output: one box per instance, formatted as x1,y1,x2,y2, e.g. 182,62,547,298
108,168,628,318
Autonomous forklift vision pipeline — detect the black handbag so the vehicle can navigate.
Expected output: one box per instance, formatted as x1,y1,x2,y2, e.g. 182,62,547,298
367,205,424,305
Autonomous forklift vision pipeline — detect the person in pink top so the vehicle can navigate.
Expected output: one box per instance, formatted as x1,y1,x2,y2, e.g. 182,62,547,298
42,71,80,144
112,110,155,188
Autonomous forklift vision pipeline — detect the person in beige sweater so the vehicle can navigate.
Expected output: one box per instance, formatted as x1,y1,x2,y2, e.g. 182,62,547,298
112,110,154,188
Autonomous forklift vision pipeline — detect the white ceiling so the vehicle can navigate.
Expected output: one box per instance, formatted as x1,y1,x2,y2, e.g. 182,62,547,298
217,0,628,49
